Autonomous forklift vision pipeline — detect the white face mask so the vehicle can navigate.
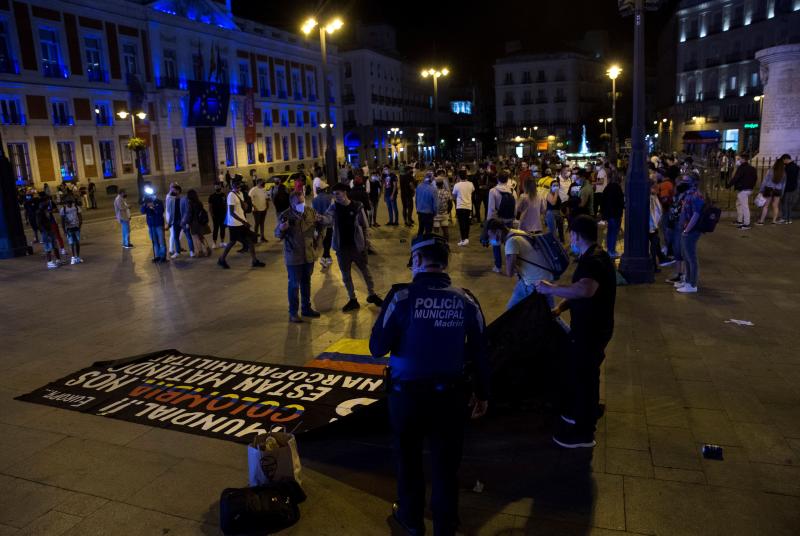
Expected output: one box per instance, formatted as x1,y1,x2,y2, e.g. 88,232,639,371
294,202,305,213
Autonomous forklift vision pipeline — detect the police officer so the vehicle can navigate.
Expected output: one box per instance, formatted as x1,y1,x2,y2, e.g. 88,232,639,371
370,234,489,536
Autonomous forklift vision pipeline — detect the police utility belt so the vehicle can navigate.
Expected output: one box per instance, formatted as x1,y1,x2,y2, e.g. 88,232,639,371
383,366,467,394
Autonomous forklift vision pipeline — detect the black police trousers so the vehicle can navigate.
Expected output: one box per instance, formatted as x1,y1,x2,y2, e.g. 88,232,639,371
389,384,466,536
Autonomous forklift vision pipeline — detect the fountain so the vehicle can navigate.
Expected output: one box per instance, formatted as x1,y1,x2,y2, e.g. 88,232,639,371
579,124,590,154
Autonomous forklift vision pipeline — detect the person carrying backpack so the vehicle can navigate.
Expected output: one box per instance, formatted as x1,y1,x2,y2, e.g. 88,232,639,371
486,219,558,309
486,172,517,272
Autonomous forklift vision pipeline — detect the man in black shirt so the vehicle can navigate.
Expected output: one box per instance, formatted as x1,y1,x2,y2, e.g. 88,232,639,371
780,154,799,223
728,153,757,229
322,183,384,312
399,167,416,226
536,215,616,448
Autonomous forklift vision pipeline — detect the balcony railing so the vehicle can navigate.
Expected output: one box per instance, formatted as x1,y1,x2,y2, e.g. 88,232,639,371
0,113,25,125
53,114,74,126
259,87,270,98
683,61,698,71
43,61,68,78
293,92,303,101
87,67,107,82
705,58,721,68
308,94,317,102
278,89,288,99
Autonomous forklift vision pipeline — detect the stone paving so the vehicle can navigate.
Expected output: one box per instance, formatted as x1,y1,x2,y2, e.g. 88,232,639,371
1,208,799,535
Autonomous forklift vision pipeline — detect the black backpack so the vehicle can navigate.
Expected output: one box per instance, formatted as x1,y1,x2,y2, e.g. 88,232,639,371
219,481,305,535
697,200,721,233
519,232,570,280
497,191,516,219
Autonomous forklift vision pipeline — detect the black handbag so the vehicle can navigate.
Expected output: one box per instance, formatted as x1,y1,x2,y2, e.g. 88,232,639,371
219,481,306,535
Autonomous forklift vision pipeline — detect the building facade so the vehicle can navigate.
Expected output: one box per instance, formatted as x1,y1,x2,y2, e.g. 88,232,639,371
340,24,453,167
0,0,343,195
665,0,800,155
494,52,605,157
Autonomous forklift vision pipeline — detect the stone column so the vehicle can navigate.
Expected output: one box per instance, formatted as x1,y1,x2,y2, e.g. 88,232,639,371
755,44,800,159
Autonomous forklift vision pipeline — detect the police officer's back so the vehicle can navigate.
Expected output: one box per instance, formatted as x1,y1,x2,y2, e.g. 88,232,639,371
369,234,489,536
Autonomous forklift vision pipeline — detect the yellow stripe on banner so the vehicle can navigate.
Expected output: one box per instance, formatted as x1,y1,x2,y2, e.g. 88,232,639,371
322,338,373,356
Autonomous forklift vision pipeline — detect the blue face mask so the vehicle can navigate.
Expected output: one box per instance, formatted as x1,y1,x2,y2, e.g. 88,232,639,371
489,239,500,247
570,243,580,255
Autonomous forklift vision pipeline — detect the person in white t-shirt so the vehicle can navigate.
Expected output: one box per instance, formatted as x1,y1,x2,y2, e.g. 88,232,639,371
452,171,475,246
486,219,555,310
248,179,270,243
218,181,265,269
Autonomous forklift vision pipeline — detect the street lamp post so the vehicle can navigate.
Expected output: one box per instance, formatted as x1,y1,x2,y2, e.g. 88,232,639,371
388,127,403,168
117,109,147,202
607,65,621,164
421,67,449,160
303,17,343,184
618,0,656,284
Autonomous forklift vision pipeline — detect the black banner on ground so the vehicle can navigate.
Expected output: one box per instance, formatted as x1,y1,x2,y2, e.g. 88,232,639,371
15,350,384,444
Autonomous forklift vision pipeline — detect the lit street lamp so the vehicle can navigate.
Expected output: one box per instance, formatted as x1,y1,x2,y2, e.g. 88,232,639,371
117,109,147,201
421,67,449,159
302,16,343,184
387,127,403,168
606,65,621,164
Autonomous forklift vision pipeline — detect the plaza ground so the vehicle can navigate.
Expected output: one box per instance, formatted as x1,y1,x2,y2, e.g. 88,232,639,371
0,207,799,535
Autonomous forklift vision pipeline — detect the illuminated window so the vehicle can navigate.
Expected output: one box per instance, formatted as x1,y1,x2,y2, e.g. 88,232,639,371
98,140,115,177
56,141,77,179
224,137,234,166
306,70,317,101
122,43,138,77
282,136,289,161
85,36,105,82
39,27,63,77
291,68,302,99
265,137,273,162
162,49,177,86
0,97,22,124
238,61,250,89
275,65,287,98
246,142,255,164
94,102,112,126
258,64,270,97
297,136,304,160
51,100,71,126
280,110,289,127
7,142,31,183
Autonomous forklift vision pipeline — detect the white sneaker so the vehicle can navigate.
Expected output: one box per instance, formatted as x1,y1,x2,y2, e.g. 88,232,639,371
457,240,464,246
47,261,59,269
462,239,469,246
189,251,196,258
70,256,78,265
492,266,501,273
673,280,686,288
170,252,179,259
676,284,697,293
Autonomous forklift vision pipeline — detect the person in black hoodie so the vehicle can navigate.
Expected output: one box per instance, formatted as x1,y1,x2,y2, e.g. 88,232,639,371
780,154,798,223
600,173,624,257
728,153,757,229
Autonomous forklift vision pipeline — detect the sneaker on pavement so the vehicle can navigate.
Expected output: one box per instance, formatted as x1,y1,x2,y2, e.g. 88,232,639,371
552,429,596,449
366,294,384,306
658,258,676,267
70,256,78,264
170,252,179,259
731,221,743,226
666,275,682,283
301,309,321,318
217,259,230,269
738,225,752,230
457,240,464,246
189,251,196,258
674,280,687,288
47,261,59,269
755,221,765,226
462,239,469,246
342,299,361,312
492,266,502,273
775,218,786,224
676,284,698,293
76,257,84,263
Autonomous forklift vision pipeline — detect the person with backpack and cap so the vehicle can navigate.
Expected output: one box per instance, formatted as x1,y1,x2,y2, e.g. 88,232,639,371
321,183,384,312
485,218,557,309
140,182,167,263
217,180,265,270
486,172,517,272
369,233,489,536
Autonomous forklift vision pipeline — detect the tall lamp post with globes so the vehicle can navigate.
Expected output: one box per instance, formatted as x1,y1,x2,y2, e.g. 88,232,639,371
302,17,343,184
606,65,621,164
421,67,449,160
618,0,662,284
117,109,147,202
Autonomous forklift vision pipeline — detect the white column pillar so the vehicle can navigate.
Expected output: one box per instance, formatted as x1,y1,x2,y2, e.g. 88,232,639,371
755,44,800,158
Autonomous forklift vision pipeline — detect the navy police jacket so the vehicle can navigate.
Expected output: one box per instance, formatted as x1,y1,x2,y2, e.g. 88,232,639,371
369,272,490,400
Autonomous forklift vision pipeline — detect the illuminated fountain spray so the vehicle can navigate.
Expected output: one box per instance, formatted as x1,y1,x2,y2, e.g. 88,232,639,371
579,124,590,154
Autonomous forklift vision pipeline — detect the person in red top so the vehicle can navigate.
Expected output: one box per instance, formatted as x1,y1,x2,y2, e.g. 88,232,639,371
517,162,533,195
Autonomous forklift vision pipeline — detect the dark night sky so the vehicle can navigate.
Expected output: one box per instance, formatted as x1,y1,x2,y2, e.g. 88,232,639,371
233,0,678,87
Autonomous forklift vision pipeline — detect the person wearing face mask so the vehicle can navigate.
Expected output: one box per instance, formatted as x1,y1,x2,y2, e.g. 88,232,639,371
275,191,323,323
727,153,756,230
369,233,489,536
535,215,616,448
600,173,624,258
368,170,382,227
383,166,400,226
114,189,133,249
217,181,265,270
321,183,383,312
486,173,517,273
664,175,696,288
414,172,438,237
208,183,228,248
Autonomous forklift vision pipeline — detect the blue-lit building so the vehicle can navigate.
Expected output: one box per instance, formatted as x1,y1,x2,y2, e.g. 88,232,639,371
0,0,343,193
662,0,800,155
